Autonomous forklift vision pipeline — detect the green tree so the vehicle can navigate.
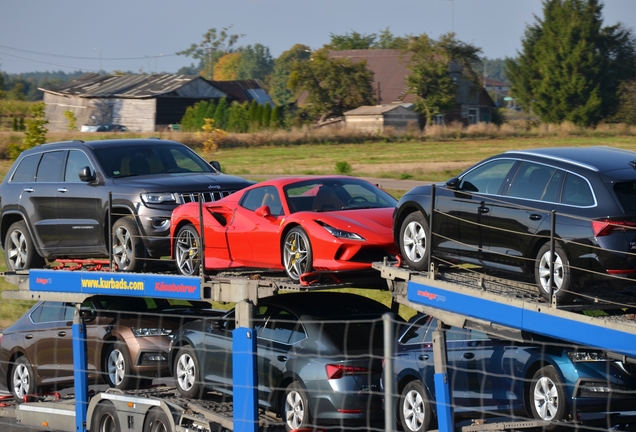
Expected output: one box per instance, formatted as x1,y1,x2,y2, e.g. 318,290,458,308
405,33,482,126
328,31,377,50
10,102,48,158
268,44,311,105
375,27,409,50
505,0,636,126
237,44,274,82
289,49,375,122
177,26,244,79
8,82,27,101
213,98,229,130
270,105,283,129
213,53,242,80
261,103,272,128
64,110,78,131
227,101,250,132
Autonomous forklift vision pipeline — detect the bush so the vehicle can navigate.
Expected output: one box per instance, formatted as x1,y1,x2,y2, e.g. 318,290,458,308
335,161,352,175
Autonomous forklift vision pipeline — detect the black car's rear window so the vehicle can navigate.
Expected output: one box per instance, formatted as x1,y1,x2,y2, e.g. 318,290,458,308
614,181,636,213
319,318,385,352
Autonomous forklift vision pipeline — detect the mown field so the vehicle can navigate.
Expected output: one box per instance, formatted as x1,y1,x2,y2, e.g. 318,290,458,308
1,133,636,327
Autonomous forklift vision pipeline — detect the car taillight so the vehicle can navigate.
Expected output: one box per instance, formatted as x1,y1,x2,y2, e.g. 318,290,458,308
591,220,636,237
326,364,369,380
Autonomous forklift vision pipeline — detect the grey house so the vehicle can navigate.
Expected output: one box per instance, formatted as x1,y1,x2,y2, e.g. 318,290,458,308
40,73,271,132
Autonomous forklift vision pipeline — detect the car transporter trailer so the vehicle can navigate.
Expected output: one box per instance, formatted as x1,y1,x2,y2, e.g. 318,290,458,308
2,259,636,432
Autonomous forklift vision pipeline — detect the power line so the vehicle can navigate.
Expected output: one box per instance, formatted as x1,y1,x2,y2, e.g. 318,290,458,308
0,50,98,72
0,44,178,61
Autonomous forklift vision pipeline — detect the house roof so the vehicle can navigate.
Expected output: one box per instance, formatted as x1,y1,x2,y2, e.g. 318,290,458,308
39,73,271,104
328,49,416,105
344,104,417,116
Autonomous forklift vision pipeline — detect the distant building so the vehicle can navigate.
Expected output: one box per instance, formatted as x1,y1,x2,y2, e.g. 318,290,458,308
40,73,272,132
326,49,495,127
344,104,419,132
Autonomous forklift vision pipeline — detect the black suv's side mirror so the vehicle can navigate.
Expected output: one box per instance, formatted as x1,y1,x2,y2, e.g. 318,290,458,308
446,177,459,190
79,166,96,182
209,161,222,172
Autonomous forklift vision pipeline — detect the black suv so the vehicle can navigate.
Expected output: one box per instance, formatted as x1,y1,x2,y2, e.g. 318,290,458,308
0,139,253,272
394,146,636,303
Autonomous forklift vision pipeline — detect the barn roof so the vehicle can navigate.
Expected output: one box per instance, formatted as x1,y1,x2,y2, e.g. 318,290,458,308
38,74,271,104
344,104,417,116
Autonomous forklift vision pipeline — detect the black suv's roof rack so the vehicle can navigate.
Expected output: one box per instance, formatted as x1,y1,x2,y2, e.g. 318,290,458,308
42,139,84,145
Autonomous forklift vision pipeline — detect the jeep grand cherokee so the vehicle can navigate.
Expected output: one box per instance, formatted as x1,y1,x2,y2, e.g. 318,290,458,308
0,138,254,272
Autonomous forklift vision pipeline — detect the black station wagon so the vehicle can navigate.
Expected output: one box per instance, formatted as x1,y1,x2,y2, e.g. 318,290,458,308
394,146,636,302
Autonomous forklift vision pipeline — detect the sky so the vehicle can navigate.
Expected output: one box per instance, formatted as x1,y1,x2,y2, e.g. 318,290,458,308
1,0,636,75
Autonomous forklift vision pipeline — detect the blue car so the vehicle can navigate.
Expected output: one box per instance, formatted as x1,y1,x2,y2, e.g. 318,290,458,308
392,314,636,432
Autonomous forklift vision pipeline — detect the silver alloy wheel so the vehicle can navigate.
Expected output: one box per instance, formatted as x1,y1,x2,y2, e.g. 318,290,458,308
284,389,305,430
107,348,126,387
532,375,559,421
112,225,134,269
402,388,425,432
176,352,196,392
175,229,199,276
402,220,427,264
12,363,30,399
283,231,309,280
7,229,28,270
537,250,564,293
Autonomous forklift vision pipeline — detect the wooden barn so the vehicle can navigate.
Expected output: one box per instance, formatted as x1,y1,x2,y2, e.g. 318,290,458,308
344,104,420,132
40,73,272,132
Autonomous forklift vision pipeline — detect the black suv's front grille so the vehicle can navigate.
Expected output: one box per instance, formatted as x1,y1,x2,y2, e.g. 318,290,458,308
178,190,235,203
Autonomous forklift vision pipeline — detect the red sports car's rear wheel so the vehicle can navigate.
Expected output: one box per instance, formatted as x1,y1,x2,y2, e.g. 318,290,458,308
283,227,313,281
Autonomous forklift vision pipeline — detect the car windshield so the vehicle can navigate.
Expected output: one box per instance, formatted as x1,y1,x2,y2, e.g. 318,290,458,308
92,144,215,178
283,178,397,212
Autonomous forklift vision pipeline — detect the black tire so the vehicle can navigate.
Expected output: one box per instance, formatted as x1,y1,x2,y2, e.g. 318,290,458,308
174,224,201,276
111,216,145,272
93,402,121,432
143,407,171,432
104,341,136,390
4,221,45,271
398,380,432,432
10,356,39,403
399,212,429,271
282,381,310,432
174,346,204,399
283,227,313,281
527,366,568,427
534,243,573,303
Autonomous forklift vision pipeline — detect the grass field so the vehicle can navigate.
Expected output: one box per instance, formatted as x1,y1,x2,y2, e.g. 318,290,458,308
1,134,636,327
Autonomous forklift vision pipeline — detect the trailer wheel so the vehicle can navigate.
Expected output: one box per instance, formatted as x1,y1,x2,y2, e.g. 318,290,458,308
93,402,121,432
104,342,135,390
10,356,39,403
174,346,204,398
399,380,431,432
143,407,171,432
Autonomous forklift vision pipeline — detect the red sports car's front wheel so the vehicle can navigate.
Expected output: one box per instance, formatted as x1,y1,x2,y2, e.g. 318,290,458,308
283,227,313,281
175,224,201,276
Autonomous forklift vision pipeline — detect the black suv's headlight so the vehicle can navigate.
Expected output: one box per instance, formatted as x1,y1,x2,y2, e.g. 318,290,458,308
141,193,176,204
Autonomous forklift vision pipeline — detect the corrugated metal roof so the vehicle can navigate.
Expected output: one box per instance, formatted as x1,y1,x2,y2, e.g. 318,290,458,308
40,73,222,99
344,104,417,116
210,80,272,104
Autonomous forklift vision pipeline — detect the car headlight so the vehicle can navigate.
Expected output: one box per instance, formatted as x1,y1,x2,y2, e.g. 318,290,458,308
567,351,607,362
132,328,174,340
141,193,176,204
318,222,365,241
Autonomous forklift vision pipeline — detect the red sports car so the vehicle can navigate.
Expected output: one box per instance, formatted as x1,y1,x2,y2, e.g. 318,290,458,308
170,176,398,281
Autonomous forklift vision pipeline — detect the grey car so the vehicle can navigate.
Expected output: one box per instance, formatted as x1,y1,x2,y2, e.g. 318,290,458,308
169,292,403,432
0,138,253,272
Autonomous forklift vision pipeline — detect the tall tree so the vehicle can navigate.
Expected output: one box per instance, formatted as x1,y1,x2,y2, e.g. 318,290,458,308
328,31,377,50
505,0,636,126
289,49,375,122
237,44,274,83
406,33,482,126
177,26,244,79
213,53,242,80
268,44,311,105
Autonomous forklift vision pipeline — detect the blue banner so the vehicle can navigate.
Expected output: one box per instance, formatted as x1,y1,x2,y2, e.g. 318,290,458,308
29,269,201,300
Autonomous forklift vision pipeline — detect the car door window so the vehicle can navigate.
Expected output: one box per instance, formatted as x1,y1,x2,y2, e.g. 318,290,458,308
64,150,93,182
36,151,65,182
241,186,282,215
32,302,66,323
399,315,432,345
260,309,305,344
507,162,557,201
11,154,40,182
459,159,516,195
